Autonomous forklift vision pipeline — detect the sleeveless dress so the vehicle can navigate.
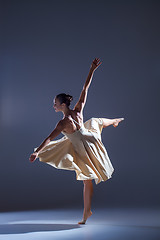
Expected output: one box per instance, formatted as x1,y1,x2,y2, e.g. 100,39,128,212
34,118,114,184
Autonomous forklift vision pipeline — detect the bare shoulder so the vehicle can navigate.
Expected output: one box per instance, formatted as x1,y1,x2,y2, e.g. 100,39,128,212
56,119,66,130
71,110,84,125
71,109,83,119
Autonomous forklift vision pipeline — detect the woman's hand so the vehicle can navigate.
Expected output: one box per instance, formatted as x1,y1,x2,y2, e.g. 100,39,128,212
90,58,102,71
29,152,38,162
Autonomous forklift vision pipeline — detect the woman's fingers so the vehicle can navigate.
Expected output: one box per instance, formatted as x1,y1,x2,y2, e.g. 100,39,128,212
93,58,99,63
93,58,102,66
97,61,102,66
91,58,102,70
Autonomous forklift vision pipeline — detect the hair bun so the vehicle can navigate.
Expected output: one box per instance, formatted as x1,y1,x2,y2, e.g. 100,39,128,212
66,94,73,102
56,93,73,107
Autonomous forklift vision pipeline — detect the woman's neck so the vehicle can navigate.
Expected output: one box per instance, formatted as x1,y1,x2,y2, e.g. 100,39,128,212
62,107,71,118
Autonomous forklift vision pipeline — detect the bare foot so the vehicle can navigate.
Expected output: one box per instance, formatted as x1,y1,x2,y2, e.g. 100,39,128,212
113,118,124,127
78,210,92,224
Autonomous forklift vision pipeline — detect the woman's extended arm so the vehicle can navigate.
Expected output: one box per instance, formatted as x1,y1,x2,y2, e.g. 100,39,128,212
29,120,64,162
73,58,102,113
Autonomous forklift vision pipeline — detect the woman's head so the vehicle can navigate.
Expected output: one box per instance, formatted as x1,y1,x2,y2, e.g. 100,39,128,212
53,93,73,111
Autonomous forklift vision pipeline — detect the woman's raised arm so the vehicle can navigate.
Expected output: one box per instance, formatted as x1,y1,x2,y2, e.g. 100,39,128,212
73,58,102,113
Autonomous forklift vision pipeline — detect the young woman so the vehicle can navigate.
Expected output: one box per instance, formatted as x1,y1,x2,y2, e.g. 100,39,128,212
29,58,124,224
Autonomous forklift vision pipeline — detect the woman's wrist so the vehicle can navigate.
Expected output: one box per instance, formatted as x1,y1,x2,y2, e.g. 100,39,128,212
34,151,39,156
90,67,95,72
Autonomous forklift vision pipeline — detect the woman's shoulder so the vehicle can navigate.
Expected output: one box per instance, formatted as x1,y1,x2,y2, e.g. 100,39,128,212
71,110,83,120
57,118,68,128
60,117,69,124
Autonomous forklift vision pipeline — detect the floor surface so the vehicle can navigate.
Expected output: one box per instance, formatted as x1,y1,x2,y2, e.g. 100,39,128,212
0,208,159,240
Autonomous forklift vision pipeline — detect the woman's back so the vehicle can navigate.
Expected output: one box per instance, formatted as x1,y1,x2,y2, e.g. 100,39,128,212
62,110,84,134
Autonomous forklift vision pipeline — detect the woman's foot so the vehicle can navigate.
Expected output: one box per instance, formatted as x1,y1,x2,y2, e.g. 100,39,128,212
113,118,124,127
78,210,92,224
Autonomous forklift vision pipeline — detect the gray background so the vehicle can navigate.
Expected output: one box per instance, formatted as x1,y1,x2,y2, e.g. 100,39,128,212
1,0,160,212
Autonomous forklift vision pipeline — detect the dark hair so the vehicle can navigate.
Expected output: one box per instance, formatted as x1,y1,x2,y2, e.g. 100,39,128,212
56,93,73,107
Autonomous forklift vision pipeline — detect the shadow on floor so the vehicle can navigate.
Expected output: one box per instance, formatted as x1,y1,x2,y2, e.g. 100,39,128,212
0,223,81,234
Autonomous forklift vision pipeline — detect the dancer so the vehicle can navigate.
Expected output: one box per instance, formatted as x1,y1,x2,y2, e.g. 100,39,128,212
29,58,124,224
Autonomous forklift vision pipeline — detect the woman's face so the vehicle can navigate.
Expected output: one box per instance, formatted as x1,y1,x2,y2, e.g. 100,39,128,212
53,98,62,112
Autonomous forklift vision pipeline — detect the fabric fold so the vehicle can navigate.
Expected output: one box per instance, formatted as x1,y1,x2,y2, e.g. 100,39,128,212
35,118,114,184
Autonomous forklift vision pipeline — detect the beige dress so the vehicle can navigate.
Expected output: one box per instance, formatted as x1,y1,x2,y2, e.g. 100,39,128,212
34,118,114,184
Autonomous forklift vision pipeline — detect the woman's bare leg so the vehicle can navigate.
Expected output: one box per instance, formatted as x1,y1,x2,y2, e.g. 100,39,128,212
102,118,124,128
78,180,93,224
